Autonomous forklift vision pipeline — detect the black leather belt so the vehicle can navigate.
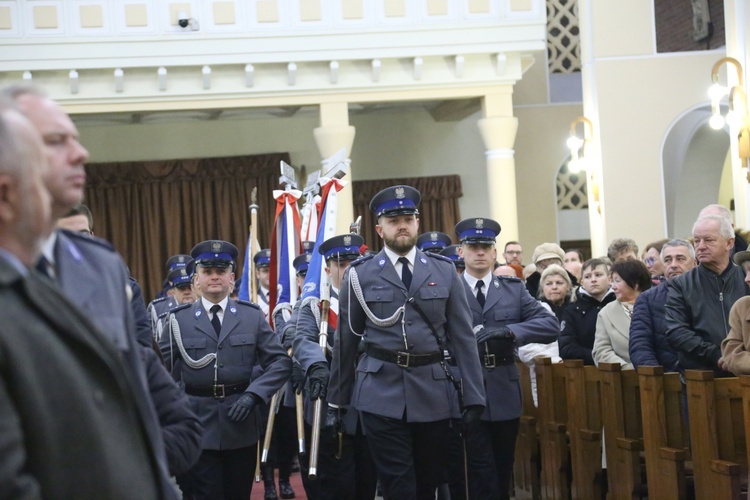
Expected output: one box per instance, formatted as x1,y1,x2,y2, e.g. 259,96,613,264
480,340,516,368
185,381,249,399
366,345,444,368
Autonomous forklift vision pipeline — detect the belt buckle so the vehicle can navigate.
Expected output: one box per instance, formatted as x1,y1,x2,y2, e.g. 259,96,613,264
484,354,496,368
396,352,411,368
213,384,225,399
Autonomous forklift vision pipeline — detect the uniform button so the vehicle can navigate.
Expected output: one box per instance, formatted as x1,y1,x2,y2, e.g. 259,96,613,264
407,321,413,326
220,363,224,368
376,295,381,300
409,344,414,349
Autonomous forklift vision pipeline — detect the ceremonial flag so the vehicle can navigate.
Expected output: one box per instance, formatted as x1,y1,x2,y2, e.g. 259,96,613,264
268,188,302,327
300,176,346,322
238,220,260,302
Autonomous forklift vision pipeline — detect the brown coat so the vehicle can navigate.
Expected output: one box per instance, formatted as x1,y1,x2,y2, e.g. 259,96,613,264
720,296,750,375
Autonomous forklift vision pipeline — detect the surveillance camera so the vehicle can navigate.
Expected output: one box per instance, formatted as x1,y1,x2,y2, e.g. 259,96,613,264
177,10,189,28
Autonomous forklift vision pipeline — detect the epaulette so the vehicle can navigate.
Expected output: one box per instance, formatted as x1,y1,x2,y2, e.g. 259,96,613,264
496,275,522,283
236,299,261,310
150,296,168,305
159,302,191,318
424,252,454,264
59,229,115,251
350,254,375,267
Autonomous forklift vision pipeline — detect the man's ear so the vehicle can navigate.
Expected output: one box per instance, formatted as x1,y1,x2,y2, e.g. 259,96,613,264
375,224,383,239
0,175,18,223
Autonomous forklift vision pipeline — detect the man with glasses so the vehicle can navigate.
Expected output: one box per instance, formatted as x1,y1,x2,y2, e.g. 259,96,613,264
502,241,523,266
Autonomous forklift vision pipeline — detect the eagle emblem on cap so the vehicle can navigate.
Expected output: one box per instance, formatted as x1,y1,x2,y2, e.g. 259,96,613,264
475,218,484,228
430,232,438,241
343,235,352,246
211,241,222,253
395,187,405,199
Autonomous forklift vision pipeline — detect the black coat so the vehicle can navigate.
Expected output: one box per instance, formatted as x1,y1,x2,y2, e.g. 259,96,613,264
665,261,748,373
0,258,163,498
558,288,615,365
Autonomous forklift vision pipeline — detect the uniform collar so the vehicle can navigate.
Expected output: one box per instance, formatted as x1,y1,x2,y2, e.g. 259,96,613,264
463,271,492,291
383,245,416,267
201,295,228,312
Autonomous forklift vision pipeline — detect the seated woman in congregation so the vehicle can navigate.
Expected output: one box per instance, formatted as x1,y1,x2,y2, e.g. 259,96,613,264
593,259,652,370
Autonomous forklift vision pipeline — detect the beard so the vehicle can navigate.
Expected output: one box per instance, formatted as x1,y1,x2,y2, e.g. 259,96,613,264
383,231,417,254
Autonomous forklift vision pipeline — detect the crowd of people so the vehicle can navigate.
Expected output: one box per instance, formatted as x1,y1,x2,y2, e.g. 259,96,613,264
4,80,750,500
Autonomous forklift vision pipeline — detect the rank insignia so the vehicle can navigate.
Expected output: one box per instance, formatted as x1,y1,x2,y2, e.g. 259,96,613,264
195,309,202,318
230,306,237,315
379,258,386,267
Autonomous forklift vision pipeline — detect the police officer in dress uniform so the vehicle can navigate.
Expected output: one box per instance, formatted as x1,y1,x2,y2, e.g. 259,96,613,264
439,244,465,274
161,240,291,500
416,231,453,254
292,234,378,500
148,254,192,341
327,185,486,500
255,249,272,318
455,217,559,499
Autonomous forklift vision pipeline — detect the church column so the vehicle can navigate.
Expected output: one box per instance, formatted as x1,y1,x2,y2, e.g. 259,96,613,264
314,101,356,235
478,91,520,242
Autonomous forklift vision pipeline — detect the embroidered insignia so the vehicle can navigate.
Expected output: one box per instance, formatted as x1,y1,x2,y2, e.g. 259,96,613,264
379,258,386,267
343,235,352,246
230,306,237,315
494,279,500,288
302,282,317,294
420,257,427,264
211,241,222,253
430,232,438,241
395,187,405,199
475,218,484,228
195,309,202,318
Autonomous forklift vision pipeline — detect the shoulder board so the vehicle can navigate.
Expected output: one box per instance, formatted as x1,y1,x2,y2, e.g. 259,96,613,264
160,302,191,318
424,252,453,264
496,275,522,283
150,296,168,305
235,299,261,310
59,229,115,251
350,254,375,267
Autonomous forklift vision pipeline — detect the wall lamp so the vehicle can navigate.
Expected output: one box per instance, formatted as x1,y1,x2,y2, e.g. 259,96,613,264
566,116,593,173
709,56,749,172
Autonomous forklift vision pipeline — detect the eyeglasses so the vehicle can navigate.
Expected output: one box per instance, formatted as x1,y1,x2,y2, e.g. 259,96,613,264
644,257,656,266
506,250,522,255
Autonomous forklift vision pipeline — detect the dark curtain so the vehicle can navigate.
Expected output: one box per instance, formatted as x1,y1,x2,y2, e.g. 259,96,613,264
352,175,463,252
84,153,288,300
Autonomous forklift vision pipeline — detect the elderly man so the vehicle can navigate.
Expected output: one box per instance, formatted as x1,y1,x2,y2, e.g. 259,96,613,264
666,215,748,374
0,101,167,498
629,239,696,372
5,84,201,489
328,185,485,499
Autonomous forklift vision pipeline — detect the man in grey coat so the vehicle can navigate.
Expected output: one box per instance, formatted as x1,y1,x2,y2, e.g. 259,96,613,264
161,240,291,499
456,217,559,499
0,103,164,498
328,185,485,499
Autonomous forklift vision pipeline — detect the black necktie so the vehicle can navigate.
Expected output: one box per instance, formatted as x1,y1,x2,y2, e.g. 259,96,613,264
476,281,486,308
398,257,412,290
210,304,222,335
35,255,54,281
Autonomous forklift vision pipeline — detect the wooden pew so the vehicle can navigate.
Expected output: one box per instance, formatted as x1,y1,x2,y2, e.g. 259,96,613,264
685,370,746,500
599,362,644,500
514,360,541,499
564,359,605,499
535,357,570,499
638,366,690,499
